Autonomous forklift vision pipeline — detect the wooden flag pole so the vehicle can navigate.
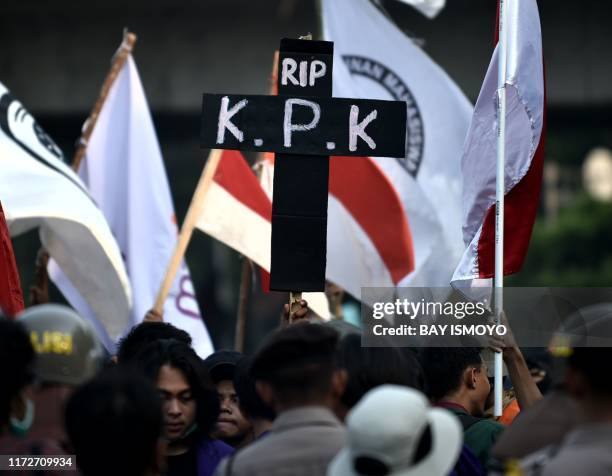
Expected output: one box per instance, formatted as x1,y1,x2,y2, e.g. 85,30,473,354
30,30,137,306
73,30,137,170
288,292,302,324
286,33,312,324
234,259,251,352
153,148,223,314
234,51,280,351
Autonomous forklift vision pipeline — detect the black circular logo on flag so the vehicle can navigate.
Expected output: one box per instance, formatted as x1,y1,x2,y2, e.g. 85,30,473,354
342,55,424,178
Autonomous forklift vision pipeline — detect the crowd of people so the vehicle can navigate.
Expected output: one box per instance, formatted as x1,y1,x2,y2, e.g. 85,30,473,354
1,300,612,476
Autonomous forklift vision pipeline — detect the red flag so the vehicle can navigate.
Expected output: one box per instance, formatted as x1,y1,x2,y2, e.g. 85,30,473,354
0,202,24,317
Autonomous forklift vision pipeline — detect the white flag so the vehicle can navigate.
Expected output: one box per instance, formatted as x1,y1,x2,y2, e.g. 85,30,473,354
322,0,473,289
49,56,213,357
394,0,446,19
0,82,132,338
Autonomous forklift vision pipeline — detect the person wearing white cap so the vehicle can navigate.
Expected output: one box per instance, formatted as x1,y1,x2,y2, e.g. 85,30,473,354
328,385,462,476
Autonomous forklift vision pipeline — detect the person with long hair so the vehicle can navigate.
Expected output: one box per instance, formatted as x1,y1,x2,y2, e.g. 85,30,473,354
133,339,233,476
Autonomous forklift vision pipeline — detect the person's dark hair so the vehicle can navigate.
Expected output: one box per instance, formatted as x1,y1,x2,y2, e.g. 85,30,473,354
568,347,612,396
65,367,163,476
0,319,35,430
132,339,219,436
203,350,244,384
233,357,275,421
116,322,192,364
419,347,483,401
251,323,340,405
338,333,424,409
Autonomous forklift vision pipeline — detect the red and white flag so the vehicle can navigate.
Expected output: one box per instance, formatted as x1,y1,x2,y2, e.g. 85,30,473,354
196,150,271,274
451,0,545,288
195,150,331,319
0,202,24,318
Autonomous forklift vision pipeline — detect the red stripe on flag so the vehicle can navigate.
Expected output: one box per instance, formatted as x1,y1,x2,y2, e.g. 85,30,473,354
0,202,24,318
330,157,415,283
260,268,271,293
214,151,414,286
213,150,272,221
477,84,546,278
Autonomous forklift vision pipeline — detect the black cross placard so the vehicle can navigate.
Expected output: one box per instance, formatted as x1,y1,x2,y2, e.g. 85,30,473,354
201,38,407,292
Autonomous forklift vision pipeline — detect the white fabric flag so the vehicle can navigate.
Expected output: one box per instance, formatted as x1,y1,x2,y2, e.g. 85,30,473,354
49,57,213,357
322,0,473,289
0,82,132,338
394,0,446,19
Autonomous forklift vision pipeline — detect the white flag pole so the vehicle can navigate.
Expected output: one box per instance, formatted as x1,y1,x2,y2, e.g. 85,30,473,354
494,0,508,417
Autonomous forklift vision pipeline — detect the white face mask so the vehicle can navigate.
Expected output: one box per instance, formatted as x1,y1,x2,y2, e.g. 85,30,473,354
10,397,35,437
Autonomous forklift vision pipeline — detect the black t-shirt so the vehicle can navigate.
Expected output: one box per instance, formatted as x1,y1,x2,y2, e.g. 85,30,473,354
166,446,198,476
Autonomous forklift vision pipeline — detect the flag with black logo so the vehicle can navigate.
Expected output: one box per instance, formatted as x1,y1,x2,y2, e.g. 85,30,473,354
0,82,131,339
323,0,473,289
